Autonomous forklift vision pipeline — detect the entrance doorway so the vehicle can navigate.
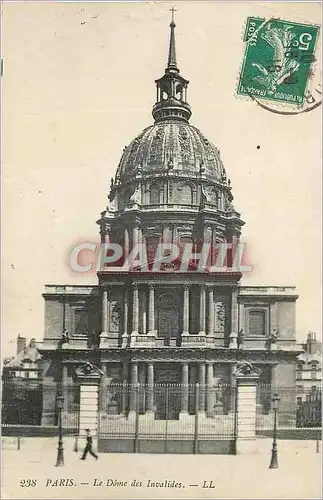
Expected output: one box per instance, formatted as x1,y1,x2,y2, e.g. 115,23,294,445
157,292,181,346
155,364,181,420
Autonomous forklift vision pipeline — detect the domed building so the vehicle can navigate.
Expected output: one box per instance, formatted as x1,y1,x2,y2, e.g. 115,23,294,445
39,16,301,451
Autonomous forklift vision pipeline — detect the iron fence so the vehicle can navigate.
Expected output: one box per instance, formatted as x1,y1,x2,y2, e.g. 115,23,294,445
2,380,321,445
1,380,80,435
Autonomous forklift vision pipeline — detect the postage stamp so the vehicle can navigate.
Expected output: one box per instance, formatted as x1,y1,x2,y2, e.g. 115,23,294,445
237,17,320,105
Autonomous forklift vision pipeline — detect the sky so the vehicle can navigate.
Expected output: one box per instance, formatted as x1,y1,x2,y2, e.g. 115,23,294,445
2,1,321,357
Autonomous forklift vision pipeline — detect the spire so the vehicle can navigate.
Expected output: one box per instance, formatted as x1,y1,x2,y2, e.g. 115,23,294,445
167,7,178,71
152,10,192,123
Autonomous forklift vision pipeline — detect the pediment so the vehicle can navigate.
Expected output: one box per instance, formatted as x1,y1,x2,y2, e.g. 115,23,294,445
75,362,103,380
234,362,261,379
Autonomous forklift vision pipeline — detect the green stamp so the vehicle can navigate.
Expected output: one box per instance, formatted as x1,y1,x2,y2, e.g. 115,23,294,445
237,17,320,105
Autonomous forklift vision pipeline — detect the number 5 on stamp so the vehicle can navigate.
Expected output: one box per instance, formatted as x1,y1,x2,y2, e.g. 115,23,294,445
237,17,320,105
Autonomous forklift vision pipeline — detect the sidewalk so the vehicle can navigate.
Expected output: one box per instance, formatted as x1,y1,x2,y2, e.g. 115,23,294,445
1,438,321,499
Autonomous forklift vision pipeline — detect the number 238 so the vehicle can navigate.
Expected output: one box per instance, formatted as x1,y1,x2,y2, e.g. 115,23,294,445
20,479,37,487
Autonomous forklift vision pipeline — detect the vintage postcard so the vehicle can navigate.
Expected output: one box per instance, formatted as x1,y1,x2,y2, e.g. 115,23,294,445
1,1,321,499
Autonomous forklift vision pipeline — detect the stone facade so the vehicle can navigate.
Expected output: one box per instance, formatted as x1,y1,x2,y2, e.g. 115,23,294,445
38,17,302,425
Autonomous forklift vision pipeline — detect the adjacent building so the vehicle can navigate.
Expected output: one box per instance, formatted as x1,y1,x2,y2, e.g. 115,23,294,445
2,335,42,381
2,336,43,425
296,332,322,402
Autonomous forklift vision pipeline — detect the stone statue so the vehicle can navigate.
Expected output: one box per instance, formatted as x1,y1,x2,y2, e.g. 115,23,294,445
58,329,69,348
238,329,244,349
269,329,278,350
229,331,238,349
130,184,141,204
107,196,117,213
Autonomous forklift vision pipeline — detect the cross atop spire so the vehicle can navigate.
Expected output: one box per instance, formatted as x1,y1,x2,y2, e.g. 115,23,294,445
170,6,177,25
167,7,178,71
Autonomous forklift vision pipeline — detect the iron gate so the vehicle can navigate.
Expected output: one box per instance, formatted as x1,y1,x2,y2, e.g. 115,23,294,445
98,383,237,454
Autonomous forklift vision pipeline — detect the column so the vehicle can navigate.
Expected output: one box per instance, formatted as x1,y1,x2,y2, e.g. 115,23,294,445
124,229,130,260
132,223,139,250
238,301,245,333
121,362,128,416
100,363,107,413
203,225,212,267
211,229,217,266
206,362,214,417
214,294,218,333
101,288,108,335
207,287,214,336
129,362,138,414
180,362,189,416
148,285,155,335
140,288,147,334
231,287,238,334
199,363,206,413
270,302,277,334
227,363,236,413
132,284,139,336
122,289,129,347
139,365,146,413
199,285,206,335
146,363,154,414
182,285,190,335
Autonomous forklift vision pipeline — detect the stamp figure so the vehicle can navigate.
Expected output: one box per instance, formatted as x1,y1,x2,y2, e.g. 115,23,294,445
237,17,320,105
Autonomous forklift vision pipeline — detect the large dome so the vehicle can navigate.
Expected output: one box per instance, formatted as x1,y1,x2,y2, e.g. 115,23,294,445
116,121,225,182
97,15,244,245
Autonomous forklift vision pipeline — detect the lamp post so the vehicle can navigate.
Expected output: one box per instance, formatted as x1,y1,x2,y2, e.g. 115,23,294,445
55,340,65,467
269,393,280,469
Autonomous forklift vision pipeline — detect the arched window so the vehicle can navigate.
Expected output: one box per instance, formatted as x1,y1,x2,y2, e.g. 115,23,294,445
146,236,160,262
149,184,160,205
181,184,193,204
249,310,266,336
210,188,218,206
176,84,183,100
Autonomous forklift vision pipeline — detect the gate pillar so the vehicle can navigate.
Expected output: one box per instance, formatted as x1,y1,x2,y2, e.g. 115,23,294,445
75,363,103,448
234,362,261,454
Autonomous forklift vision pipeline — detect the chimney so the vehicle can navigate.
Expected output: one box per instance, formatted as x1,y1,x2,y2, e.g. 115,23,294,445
307,332,312,355
29,338,36,349
17,335,26,354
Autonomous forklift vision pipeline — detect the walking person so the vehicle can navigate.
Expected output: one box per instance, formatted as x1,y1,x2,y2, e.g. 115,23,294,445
80,429,98,460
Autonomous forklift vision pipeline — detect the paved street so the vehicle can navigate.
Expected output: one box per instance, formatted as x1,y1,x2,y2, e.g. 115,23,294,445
1,437,321,499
